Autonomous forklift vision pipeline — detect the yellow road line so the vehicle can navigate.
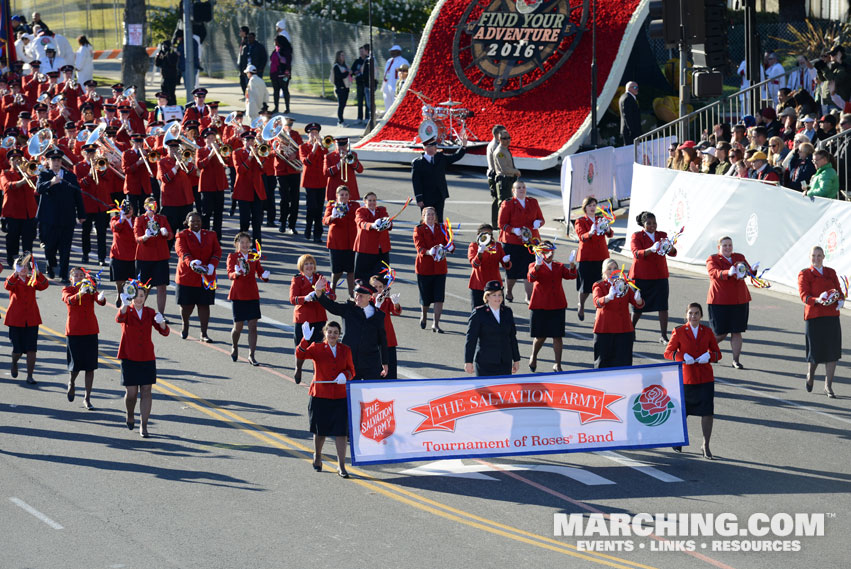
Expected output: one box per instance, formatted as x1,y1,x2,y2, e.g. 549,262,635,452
14,314,657,569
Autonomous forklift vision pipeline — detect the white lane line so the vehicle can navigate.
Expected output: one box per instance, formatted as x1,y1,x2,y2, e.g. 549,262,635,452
594,450,683,483
9,497,64,529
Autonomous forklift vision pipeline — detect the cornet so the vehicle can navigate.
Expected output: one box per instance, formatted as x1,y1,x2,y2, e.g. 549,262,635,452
322,135,335,149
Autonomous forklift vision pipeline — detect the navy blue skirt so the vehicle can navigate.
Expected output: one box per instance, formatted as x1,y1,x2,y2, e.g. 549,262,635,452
136,259,170,287
709,303,749,335
308,396,348,436
8,325,38,353
232,299,261,322
633,278,669,313
577,260,603,294
120,359,156,386
67,334,99,372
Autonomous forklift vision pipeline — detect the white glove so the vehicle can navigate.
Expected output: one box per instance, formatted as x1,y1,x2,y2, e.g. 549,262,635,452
512,227,523,237
534,253,543,266
532,219,542,229
568,250,576,264
634,290,642,303
751,261,760,272
190,259,202,270
605,286,616,301
390,292,401,305
697,351,711,364
371,221,379,230
145,228,156,238
817,291,829,303
261,270,270,280
427,246,436,257
301,321,314,341
233,264,244,275
13,262,23,275
477,243,486,254
650,242,661,253
304,291,317,302
207,264,215,276
728,266,737,277
97,291,106,303
683,353,695,365
334,372,347,385
502,254,510,264
120,293,132,306
837,299,845,310
154,312,165,325
159,227,168,237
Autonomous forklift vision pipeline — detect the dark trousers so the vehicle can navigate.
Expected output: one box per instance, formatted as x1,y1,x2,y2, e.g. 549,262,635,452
270,76,291,112
162,204,191,249
200,191,225,241
355,82,365,120
151,179,161,205
491,176,516,228
161,79,178,105
239,73,248,94
5,218,37,266
262,175,277,224
420,199,446,223
304,187,324,241
127,193,146,217
278,174,300,230
335,87,349,123
475,361,512,377
354,250,389,283
470,289,484,311
385,346,397,379
81,211,108,262
237,198,264,244
43,223,75,279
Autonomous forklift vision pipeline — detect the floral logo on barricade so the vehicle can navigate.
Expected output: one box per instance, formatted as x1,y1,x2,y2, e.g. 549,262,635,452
669,187,689,230
452,0,589,99
632,385,674,427
585,154,597,185
745,213,759,246
360,399,396,442
818,217,845,263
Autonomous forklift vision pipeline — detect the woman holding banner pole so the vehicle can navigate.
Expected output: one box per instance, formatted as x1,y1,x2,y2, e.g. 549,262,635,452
575,197,613,322
630,211,676,343
296,320,355,478
592,259,644,368
664,302,722,459
706,236,753,369
464,280,521,377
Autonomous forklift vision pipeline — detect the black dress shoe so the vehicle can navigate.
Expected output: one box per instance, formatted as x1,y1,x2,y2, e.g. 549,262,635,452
25,376,37,385
140,426,150,438
312,454,322,472
293,370,302,385
181,328,189,340
200,335,212,343
805,375,814,392
278,226,286,233
83,399,94,410
247,355,260,366
47,266,55,279
337,468,350,479
11,360,18,378
528,360,537,373
431,326,444,334
126,420,135,430
230,348,238,362
67,382,75,402
702,446,714,460
672,446,683,453
419,318,426,329
81,254,89,264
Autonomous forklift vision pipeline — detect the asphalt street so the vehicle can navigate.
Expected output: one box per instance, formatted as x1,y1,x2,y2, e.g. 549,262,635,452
1,160,849,569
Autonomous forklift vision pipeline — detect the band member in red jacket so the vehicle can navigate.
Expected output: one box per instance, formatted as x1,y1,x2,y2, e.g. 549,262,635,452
468,223,511,309
323,185,359,297
175,211,221,342
122,133,154,216
413,206,453,333
157,138,196,249
0,149,38,266
706,236,753,370
630,211,677,342
295,320,355,478
575,197,614,321
275,117,303,235
498,181,544,303
197,127,229,241
664,302,722,459
63,267,108,408
371,274,402,379
526,241,577,372
109,200,136,307
289,254,333,384
231,130,267,244
592,259,644,368
798,246,844,397
353,191,393,283
134,197,173,315
226,232,270,366
117,284,170,438
323,136,363,201
298,123,328,243
5,254,46,384
76,144,112,266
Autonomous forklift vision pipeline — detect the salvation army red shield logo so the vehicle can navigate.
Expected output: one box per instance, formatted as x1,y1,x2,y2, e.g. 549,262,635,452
360,399,396,442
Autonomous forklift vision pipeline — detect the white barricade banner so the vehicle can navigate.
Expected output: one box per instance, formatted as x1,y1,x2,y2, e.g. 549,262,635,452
627,164,851,293
561,146,615,223
348,363,687,465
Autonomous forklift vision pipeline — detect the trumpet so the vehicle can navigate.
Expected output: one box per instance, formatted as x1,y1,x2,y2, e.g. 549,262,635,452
322,135,335,149
13,93,24,105
88,92,101,103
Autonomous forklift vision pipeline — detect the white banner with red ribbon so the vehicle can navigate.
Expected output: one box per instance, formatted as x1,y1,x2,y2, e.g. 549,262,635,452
347,363,687,465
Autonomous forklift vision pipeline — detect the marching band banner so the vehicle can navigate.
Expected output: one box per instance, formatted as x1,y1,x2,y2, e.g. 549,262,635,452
347,363,687,465
627,164,851,296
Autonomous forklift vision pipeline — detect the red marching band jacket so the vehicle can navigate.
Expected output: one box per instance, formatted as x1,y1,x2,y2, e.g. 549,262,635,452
134,213,173,261
527,261,577,310
226,252,268,301
467,241,510,290
116,306,170,361
74,161,112,214
122,148,153,197
664,324,722,385
175,229,222,288
62,284,107,336
0,170,38,219
295,339,355,399
230,147,266,201
629,230,676,280
323,150,363,201
575,215,614,262
592,280,643,334
354,206,392,253
157,155,195,207
298,142,328,189
4,272,48,327
322,200,359,250
413,223,450,276
196,146,229,193
110,215,137,261
706,253,753,305
289,272,333,324
498,197,544,246
798,266,845,320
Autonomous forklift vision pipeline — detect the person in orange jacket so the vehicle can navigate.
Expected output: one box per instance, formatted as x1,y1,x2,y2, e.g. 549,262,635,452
4,253,45,384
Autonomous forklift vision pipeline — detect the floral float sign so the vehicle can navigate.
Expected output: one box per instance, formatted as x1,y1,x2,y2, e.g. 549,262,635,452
347,363,686,465
355,0,648,169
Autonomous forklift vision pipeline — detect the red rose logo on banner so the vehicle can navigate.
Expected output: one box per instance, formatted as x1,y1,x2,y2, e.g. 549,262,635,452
356,0,644,166
360,399,396,442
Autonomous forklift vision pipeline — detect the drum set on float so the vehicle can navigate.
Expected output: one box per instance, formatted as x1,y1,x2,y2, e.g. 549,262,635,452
390,89,486,149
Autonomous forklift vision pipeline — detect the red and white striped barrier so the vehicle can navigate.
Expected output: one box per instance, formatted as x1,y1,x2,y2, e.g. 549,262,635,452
92,47,157,60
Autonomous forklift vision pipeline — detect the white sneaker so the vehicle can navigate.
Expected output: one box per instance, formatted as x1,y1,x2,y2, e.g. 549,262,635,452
337,121,346,127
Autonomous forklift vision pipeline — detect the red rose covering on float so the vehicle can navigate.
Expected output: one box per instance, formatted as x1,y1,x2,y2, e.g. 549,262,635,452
356,0,644,165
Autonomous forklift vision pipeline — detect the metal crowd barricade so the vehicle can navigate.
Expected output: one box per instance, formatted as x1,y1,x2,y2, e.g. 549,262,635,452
817,128,851,201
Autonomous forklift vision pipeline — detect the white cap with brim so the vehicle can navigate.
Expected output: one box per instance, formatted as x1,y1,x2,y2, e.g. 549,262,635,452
390,45,402,52
802,116,816,123
244,65,257,74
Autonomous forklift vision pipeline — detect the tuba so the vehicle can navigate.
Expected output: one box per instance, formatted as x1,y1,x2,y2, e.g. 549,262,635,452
260,116,303,171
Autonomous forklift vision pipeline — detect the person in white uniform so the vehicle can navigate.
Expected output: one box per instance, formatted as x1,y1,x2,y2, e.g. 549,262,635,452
244,65,268,124
381,45,408,114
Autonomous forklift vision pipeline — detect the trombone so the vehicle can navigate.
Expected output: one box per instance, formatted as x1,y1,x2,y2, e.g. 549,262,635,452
211,141,230,167
177,148,195,173
249,141,268,167
14,162,37,190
